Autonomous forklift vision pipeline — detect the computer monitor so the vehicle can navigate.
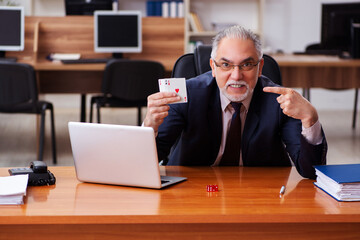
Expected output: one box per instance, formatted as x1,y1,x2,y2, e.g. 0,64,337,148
65,0,112,15
94,10,142,58
0,6,24,61
321,2,360,58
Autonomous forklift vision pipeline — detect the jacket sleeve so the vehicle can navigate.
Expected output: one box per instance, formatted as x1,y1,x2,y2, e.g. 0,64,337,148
156,102,187,162
281,113,327,179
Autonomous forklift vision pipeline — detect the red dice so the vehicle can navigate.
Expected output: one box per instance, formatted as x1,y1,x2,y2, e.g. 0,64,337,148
206,184,219,192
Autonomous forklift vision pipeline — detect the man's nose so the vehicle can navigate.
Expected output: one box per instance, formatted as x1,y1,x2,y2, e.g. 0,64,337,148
230,66,243,79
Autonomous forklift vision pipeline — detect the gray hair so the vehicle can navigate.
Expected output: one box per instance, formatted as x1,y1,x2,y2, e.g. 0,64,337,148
211,25,263,59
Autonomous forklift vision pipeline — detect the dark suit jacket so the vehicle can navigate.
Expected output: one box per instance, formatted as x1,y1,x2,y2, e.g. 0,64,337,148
156,71,327,179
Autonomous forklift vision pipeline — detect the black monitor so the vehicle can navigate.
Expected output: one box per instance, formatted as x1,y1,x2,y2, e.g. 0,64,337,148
321,2,360,58
94,10,142,58
0,6,24,61
65,0,113,15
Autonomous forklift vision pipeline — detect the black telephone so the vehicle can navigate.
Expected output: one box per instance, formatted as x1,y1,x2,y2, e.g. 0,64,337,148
8,161,56,186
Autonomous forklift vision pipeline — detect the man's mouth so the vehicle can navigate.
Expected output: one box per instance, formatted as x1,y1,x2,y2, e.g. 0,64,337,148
229,84,244,88
221,81,250,102
228,83,246,89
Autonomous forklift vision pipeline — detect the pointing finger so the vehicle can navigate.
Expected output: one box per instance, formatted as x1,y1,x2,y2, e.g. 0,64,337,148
263,86,290,95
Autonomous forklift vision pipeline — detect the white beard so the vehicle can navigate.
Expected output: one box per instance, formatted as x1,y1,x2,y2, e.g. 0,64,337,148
220,80,252,102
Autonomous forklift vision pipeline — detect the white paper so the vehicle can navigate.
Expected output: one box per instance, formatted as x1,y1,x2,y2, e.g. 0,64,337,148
315,169,360,201
49,53,81,61
0,174,28,205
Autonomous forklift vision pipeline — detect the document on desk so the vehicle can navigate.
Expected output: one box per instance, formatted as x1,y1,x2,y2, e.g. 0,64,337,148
314,164,360,202
0,174,28,205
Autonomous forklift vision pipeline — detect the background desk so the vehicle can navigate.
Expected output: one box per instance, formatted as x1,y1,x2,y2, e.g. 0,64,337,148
12,16,184,122
273,54,360,89
25,54,360,93
22,54,360,122
1,166,360,240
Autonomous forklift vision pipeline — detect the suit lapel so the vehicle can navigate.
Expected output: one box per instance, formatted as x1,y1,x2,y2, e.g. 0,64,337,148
207,81,222,164
241,81,262,165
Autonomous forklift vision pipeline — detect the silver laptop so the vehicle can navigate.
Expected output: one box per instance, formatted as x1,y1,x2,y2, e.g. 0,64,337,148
68,122,187,189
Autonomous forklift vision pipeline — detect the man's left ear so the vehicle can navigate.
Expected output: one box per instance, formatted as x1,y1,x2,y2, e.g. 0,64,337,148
258,58,265,77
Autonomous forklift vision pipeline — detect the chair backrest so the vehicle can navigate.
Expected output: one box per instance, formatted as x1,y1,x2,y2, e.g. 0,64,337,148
194,45,213,75
172,45,282,86
262,54,282,85
171,53,197,79
102,59,165,101
0,62,38,107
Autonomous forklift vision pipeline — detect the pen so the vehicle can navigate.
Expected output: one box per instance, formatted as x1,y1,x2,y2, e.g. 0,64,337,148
280,185,286,195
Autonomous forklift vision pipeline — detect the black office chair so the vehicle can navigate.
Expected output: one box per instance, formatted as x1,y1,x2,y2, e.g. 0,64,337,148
172,45,282,86
0,62,57,164
89,59,165,125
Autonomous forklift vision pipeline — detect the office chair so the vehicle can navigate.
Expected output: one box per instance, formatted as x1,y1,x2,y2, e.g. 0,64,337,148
172,45,282,86
89,59,165,125
0,62,57,164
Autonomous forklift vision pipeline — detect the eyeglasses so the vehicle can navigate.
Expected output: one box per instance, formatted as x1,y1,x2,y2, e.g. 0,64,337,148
212,58,262,72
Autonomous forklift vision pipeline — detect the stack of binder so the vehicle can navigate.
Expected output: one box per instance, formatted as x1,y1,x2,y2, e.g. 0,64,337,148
314,164,360,202
146,1,184,17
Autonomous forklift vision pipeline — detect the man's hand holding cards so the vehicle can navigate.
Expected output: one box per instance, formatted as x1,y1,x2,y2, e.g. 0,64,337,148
158,78,188,104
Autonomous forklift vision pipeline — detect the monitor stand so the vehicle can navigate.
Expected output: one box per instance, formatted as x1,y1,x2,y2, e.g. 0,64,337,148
112,53,123,59
0,51,17,62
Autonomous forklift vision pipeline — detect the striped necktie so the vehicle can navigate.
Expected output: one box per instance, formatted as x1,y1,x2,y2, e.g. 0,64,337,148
220,102,242,166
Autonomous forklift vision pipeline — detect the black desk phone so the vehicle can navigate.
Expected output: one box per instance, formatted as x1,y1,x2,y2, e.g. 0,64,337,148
8,161,56,186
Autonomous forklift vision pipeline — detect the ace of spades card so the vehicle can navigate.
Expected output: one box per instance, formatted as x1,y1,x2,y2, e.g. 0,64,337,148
158,78,188,104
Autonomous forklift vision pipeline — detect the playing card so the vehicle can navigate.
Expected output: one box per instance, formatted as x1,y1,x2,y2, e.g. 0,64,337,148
158,78,168,93
158,78,187,104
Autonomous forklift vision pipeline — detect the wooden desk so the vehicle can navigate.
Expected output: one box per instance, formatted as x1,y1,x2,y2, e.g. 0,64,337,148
273,54,360,89
1,166,360,240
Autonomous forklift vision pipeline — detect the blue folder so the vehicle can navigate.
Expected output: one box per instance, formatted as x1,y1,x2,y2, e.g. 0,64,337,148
314,164,360,183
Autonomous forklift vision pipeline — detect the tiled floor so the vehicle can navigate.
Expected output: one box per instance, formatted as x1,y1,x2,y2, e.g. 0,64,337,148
0,107,359,167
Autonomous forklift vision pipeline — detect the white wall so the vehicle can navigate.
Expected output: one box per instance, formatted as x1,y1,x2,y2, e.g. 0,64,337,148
263,0,360,53
14,0,63,16
263,0,359,111
14,0,360,110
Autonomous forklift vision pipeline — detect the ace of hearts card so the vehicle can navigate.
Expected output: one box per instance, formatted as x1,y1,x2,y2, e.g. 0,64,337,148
158,78,187,104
